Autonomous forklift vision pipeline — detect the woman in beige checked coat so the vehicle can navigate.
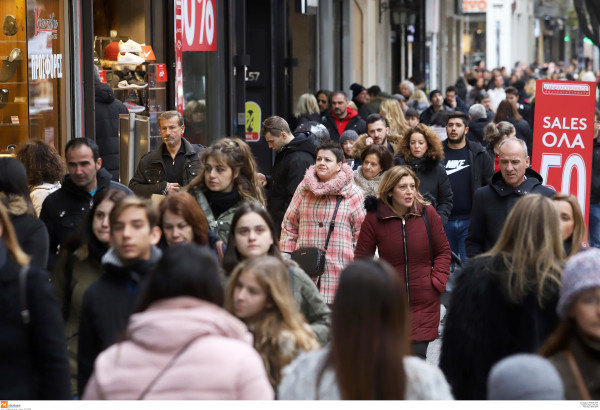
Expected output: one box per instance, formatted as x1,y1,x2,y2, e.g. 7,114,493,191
280,140,366,304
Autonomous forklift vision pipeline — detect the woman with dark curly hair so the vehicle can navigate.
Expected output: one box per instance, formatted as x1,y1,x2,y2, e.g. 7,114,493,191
394,124,453,225
16,140,65,216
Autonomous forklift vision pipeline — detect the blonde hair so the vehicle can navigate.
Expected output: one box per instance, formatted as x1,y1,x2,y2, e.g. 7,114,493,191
378,166,429,214
294,93,320,118
380,99,409,137
485,194,564,306
0,201,30,266
188,137,266,205
408,89,428,103
224,256,318,386
552,193,587,258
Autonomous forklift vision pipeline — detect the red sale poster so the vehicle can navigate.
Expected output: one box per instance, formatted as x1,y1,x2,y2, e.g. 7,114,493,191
532,80,597,226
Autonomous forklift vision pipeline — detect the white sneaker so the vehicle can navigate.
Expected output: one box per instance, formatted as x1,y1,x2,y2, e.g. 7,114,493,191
117,52,145,65
119,39,143,53
117,80,131,88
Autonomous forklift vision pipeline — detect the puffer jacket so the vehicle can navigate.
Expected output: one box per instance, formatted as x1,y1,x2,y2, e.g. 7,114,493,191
82,297,273,400
355,198,451,341
190,188,260,243
280,164,366,304
394,155,454,225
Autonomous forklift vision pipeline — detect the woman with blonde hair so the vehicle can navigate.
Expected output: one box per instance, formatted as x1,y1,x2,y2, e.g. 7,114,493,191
380,98,410,137
187,137,265,242
355,166,450,359
394,124,453,225
440,194,564,399
290,93,321,130
552,193,588,258
225,256,319,388
0,201,70,399
407,89,429,114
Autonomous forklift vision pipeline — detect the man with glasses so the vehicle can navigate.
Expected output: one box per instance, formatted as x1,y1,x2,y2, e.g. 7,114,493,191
260,116,316,239
128,111,203,197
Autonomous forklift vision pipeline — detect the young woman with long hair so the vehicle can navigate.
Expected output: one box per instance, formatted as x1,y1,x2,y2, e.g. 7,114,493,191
483,121,516,171
187,137,265,243
394,123,453,225
493,100,532,155
355,166,451,359
158,191,210,247
222,203,330,345
51,189,129,395
379,98,410,137
290,93,321,131
539,249,600,399
552,193,588,258
225,256,319,388
0,201,70,399
440,194,564,399
83,245,273,399
278,259,453,400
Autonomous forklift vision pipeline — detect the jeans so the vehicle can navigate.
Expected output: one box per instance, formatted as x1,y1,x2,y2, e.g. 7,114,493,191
444,218,469,263
590,203,600,248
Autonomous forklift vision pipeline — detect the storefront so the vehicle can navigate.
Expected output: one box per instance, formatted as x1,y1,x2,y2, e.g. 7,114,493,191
0,0,72,156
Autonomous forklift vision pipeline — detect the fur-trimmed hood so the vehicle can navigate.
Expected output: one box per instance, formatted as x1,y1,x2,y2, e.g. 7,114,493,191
303,163,354,197
0,193,31,216
351,133,402,159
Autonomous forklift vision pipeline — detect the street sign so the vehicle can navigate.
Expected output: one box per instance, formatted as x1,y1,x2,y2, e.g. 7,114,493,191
532,80,597,226
245,101,261,142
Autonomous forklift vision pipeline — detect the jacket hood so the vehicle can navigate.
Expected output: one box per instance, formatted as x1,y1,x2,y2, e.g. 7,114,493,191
126,297,253,350
332,106,359,121
490,167,545,195
95,83,116,104
283,133,317,157
352,133,401,159
303,163,354,196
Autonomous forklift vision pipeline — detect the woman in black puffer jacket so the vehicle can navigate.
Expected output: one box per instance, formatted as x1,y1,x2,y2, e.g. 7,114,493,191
394,123,453,225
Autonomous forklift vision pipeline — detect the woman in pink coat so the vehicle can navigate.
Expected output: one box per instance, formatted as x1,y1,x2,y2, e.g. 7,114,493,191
280,140,366,304
82,245,273,400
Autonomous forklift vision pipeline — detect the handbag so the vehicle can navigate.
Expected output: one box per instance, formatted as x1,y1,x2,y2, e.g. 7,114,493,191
291,196,343,279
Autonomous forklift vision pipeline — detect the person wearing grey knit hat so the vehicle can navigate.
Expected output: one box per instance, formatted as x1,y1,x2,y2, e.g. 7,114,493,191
539,248,600,400
487,354,565,400
339,130,359,162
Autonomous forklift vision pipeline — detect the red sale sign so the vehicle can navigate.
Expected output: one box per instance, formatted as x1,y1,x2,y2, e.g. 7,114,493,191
182,0,217,51
532,80,596,226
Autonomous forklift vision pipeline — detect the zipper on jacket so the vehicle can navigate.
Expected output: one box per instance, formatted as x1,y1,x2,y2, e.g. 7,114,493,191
402,217,410,304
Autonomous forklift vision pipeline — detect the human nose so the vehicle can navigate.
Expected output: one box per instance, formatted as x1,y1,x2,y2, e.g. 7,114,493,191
100,214,110,228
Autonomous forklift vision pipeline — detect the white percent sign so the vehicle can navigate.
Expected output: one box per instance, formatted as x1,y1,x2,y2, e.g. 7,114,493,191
183,0,215,47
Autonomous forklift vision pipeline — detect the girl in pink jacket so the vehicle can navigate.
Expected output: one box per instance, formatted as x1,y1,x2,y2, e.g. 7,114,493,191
82,245,273,400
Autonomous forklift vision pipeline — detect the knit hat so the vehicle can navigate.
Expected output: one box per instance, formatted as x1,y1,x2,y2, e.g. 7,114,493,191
339,130,359,146
556,248,600,319
429,89,442,100
404,108,419,119
391,93,406,102
104,42,120,61
350,83,366,100
487,354,565,400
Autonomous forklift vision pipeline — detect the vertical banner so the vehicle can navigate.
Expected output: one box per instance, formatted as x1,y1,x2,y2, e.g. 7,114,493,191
532,80,596,226
174,1,184,114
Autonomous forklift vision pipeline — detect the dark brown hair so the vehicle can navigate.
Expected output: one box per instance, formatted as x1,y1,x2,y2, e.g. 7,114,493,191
397,123,445,162
494,100,523,122
159,191,209,245
360,144,394,172
318,259,410,399
16,140,65,187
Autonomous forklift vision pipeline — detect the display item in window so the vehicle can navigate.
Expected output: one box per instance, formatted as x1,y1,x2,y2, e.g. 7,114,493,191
2,15,17,36
0,48,21,82
118,39,143,53
0,88,8,108
117,52,145,65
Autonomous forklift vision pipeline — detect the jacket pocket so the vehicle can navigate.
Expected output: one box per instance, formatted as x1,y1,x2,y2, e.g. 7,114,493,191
143,167,164,184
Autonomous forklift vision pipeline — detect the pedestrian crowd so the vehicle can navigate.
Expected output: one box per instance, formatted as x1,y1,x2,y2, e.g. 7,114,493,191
1,60,600,401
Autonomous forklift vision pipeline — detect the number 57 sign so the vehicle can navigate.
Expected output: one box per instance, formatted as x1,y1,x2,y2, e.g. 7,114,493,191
532,80,596,225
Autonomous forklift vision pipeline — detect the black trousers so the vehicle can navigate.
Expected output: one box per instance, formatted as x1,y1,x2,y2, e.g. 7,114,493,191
411,341,429,360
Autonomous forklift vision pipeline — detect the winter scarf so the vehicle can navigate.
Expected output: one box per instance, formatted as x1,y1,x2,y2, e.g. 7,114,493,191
303,163,354,197
353,167,384,198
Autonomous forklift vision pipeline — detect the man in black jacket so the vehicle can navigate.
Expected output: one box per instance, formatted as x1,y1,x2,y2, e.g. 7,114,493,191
321,91,366,142
94,66,128,181
261,116,316,239
466,104,491,144
128,111,203,197
420,89,449,125
40,138,132,269
465,138,555,257
443,112,494,262
77,196,162,396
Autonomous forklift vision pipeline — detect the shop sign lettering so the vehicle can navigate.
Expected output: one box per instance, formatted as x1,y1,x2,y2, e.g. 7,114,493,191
463,0,487,13
30,54,63,80
532,80,596,225
34,8,58,39
182,0,217,51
